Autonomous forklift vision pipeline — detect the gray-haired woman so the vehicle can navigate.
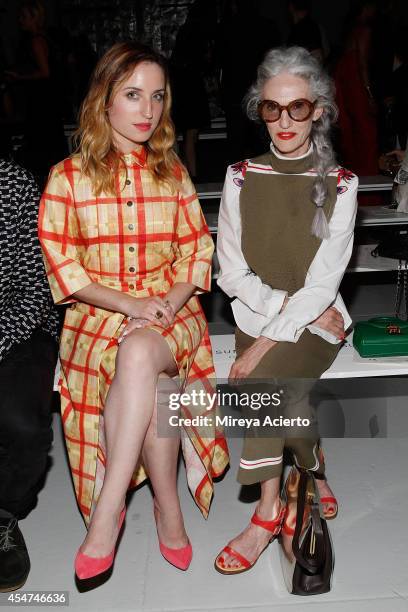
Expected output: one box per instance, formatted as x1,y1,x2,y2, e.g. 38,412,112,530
215,46,358,574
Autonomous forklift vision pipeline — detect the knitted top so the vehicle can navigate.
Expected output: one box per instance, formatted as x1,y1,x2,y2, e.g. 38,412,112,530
240,148,337,296
217,144,359,344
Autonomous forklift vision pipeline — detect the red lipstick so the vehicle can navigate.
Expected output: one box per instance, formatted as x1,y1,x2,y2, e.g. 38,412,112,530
277,132,296,140
134,123,152,132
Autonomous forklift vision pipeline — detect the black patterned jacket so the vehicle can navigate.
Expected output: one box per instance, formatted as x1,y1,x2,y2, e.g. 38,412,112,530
0,159,59,361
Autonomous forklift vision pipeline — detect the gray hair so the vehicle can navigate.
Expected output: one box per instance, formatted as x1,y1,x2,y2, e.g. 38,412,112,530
245,46,338,239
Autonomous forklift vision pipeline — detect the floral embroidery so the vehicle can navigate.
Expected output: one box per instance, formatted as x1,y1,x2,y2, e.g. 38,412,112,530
337,167,355,185
231,160,249,176
231,160,249,189
337,185,348,195
336,167,355,195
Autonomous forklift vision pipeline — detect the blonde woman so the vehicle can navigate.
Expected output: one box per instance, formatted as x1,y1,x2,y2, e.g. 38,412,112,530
39,41,228,581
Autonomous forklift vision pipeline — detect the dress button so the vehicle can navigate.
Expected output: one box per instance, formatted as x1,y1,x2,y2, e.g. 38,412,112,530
128,223,134,230
129,283,135,290
129,266,135,273
125,179,131,186
127,201,133,206
129,246,135,252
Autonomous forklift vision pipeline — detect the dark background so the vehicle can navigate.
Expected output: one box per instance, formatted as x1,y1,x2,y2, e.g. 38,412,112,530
1,0,408,63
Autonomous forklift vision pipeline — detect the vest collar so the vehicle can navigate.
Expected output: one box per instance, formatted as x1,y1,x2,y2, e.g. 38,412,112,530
269,142,314,174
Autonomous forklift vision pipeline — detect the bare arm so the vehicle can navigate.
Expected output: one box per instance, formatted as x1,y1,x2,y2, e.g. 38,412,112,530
165,282,196,312
72,282,140,317
73,280,196,328
73,282,171,327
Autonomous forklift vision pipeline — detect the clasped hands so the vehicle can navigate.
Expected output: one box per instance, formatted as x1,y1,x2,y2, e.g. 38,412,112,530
228,302,345,383
118,296,175,344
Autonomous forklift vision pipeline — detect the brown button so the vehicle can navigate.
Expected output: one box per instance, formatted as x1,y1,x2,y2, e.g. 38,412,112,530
129,246,135,252
125,179,131,186
129,283,135,290
129,266,135,272
128,223,134,230
127,201,133,206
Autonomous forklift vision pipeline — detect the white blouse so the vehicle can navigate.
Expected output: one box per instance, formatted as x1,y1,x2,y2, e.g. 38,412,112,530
216,146,359,344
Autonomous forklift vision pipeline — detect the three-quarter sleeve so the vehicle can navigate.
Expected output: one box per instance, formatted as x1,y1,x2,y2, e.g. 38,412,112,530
261,175,359,343
171,171,214,292
38,162,93,304
216,165,287,316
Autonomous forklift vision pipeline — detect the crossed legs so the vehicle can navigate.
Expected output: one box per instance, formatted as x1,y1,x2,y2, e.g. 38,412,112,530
79,328,188,558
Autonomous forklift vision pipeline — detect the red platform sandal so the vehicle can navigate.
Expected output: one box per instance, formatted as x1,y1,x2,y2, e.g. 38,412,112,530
214,502,286,575
320,496,338,520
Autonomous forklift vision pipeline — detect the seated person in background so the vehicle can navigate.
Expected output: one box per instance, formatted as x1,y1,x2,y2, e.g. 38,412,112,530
0,158,59,592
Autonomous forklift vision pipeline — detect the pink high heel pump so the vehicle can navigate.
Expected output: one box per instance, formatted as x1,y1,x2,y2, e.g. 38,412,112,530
74,507,126,580
153,501,192,570
159,540,193,571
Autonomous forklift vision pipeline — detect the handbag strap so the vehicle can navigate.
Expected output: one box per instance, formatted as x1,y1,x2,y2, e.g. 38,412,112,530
292,470,326,574
395,262,403,318
394,262,408,320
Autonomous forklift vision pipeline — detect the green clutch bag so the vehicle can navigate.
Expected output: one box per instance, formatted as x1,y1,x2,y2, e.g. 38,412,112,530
353,317,408,357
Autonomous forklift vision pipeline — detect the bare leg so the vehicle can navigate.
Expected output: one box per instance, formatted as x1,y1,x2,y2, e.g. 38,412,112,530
79,329,178,557
218,476,281,569
142,374,189,548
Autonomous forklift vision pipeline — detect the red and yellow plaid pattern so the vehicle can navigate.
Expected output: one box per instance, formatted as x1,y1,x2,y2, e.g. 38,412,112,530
38,147,229,523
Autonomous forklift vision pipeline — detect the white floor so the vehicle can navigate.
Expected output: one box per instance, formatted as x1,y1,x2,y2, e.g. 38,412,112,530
14,413,408,612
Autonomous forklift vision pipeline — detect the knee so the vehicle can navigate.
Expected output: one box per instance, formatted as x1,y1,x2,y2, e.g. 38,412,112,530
116,330,160,373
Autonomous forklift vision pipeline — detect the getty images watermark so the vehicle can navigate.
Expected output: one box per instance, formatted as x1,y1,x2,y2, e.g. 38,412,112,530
166,389,311,429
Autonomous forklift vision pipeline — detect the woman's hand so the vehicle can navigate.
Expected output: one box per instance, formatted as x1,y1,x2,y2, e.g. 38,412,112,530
164,283,195,313
130,296,175,327
312,306,345,340
229,336,277,383
118,298,176,344
117,317,149,344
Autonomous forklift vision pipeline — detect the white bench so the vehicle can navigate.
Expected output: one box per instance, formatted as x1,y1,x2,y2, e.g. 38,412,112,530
52,333,408,437
210,332,408,437
210,332,408,379
54,331,408,391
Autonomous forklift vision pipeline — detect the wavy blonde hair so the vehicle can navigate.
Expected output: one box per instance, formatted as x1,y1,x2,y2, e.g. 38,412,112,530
75,41,180,196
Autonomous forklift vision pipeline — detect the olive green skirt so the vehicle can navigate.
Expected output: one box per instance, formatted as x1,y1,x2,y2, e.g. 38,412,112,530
235,328,340,484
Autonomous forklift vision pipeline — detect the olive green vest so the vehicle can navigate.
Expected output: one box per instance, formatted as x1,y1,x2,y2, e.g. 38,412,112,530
240,150,338,296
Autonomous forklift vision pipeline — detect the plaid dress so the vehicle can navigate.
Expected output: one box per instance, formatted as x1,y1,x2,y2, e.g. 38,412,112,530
38,146,229,523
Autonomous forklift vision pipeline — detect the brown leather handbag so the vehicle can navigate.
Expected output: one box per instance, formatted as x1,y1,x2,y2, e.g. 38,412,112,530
279,468,334,596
